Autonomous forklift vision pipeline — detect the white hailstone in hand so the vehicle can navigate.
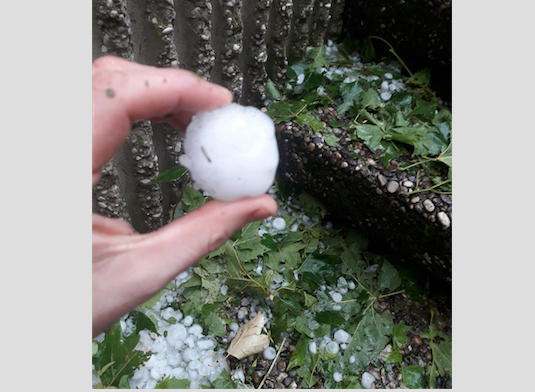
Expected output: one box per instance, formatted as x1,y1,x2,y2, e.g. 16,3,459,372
179,103,279,201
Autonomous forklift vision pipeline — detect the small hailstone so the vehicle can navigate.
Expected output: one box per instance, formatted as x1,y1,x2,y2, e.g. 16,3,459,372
334,329,351,344
349,355,356,364
179,103,279,201
381,81,389,90
220,284,229,295
326,341,340,355
309,341,317,354
380,92,392,101
182,315,193,327
384,72,393,79
361,371,375,389
348,281,356,290
296,73,305,85
188,324,203,336
331,292,343,303
263,346,277,360
272,217,286,231
333,372,343,382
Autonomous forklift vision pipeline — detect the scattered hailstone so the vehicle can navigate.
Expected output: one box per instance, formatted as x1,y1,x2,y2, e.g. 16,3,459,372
272,217,286,231
179,103,279,201
333,372,343,382
309,341,317,354
334,329,351,344
361,371,376,389
263,346,277,360
380,92,392,101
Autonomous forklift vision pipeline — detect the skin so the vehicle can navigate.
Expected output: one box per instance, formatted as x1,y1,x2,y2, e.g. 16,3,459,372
92,56,277,337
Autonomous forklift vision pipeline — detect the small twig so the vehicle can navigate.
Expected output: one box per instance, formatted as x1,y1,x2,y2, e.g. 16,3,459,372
257,337,286,389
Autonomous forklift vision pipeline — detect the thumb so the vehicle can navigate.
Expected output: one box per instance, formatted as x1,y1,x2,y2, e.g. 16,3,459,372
134,194,277,285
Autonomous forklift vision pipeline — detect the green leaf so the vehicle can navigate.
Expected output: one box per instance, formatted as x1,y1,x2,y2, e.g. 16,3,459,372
431,339,452,377
407,68,431,87
130,310,158,334
323,133,340,147
361,37,376,62
287,334,311,370
402,365,425,388
148,166,187,184
306,44,329,70
181,186,206,212
211,370,237,388
299,253,343,290
266,78,282,100
93,323,149,387
377,259,402,291
315,310,346,325
392,321,410,349
359,88,381,109
204,312,227,337
338,81,363,115
343,310,393,371
155,377,191,389
355,124,384,152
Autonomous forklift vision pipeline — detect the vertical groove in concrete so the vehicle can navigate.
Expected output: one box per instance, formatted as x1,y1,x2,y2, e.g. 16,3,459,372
174,0,215,79
240,0,272,107
265,0,293,84
326,0,344,37
219,0,244,101
287,0,315,64
308,0,331,47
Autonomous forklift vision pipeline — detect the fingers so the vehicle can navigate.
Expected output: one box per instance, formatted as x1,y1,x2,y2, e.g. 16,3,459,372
132,194,278,288
92,56,233,185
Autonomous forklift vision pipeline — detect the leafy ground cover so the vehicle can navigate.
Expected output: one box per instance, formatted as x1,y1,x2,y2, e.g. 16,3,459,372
93,181,452,389
266,38,452,195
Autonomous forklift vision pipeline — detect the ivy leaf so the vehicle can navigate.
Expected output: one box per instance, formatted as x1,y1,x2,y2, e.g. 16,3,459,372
148,166,187,184
287,334,311,370
266,78,282,100
343,310,394,371
211,370,237,389
155,377,190,389
306,44,329,70
355,124,384,152
93,323,149,387
406,68,431,87
377,259,402,291
338,81,363,115
402,365,425,388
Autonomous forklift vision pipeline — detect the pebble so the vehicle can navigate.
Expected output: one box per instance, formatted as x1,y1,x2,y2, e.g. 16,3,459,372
423,199,435,212
387,181,399,193
437,211,451,228
403,180,414,188
377,174,387,187
410,196,420,203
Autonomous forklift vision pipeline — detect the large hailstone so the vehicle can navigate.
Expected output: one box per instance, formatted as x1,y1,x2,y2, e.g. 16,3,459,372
179,103,279,201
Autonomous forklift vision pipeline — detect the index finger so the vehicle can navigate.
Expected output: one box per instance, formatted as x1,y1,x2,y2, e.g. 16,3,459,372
92,56,233,185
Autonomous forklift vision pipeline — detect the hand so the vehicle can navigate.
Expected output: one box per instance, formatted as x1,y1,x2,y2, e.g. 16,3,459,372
92,56,277,337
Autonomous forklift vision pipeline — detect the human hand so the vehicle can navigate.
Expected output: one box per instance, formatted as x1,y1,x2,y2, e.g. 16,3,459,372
92,56,277,337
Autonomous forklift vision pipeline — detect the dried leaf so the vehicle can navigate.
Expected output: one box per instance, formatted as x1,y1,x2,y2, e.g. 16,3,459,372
226,312,270,360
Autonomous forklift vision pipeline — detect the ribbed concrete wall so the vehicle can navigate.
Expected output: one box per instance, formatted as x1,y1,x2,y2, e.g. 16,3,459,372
92,0,345,233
